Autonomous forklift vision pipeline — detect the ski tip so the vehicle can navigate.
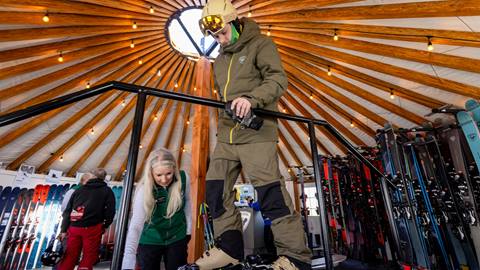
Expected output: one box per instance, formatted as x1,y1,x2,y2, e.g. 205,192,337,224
465,99,479,111
456,110,473,125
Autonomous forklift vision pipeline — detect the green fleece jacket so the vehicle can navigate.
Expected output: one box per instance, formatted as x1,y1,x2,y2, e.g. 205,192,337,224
214,18,288,144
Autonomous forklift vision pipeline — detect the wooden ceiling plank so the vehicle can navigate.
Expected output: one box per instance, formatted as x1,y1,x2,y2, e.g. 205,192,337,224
254,1,480,21
0,11,168,26
241,0,359,17
279,45,443,108
146,0,179,12
98,52,181,169
0,30,160,63
0,25,163,42
0,40,166,104
278,132,305,172
164,68,190,148
5,92,119,170
282,91,359,152
277,144,296,180
265,25,480,49
274,37,480,99
0,35,163,81
283,61,388,127
272,31,480,74
279,119,312,163
287,76,375,137
0,0,163,21
281,51,426,125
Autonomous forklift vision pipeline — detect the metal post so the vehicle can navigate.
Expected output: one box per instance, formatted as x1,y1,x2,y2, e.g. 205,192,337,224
111,91,147,270
308,122,333,270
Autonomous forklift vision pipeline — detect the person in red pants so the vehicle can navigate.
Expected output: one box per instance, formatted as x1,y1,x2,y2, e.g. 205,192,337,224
57,168,116,270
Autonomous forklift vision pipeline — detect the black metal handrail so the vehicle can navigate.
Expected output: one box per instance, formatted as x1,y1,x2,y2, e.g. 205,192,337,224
0,81,399,270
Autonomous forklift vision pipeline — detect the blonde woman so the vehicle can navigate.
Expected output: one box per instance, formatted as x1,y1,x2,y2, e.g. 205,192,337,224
122,148,192,270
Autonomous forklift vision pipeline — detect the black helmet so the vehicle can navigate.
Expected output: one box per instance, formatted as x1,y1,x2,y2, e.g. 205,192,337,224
41,238,64,266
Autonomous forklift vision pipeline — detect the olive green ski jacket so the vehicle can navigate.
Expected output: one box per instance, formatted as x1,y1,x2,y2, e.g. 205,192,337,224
213,18,288,144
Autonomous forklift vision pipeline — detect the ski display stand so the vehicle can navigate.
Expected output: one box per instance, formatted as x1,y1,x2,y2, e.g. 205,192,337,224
0,169,123,269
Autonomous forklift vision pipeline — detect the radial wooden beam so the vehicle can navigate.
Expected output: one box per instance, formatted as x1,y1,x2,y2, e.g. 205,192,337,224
274,37,480,99
97,52,179,169
0,26,163,42
283,61,388,127
254,1,480,21
177,63,196,167
0,0,164,20
279,45,443,108
271,30,480,74
281,51,425,125
6,93,119,170
265,24,480,49
188,56,211,262
238,0,359,16
287,77,375,138
0,31,159,63
0,35,163,81
278,131,308,171
279,119,313,163
0,12,168,26
0,40,166,103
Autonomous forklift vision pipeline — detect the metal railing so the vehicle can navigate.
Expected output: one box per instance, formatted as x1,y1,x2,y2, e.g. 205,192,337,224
0,81,399,270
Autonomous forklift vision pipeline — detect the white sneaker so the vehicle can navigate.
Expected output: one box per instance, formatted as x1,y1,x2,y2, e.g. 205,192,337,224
195,247,240,269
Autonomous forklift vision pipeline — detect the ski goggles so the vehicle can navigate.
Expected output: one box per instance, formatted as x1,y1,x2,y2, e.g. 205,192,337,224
199,15,226,36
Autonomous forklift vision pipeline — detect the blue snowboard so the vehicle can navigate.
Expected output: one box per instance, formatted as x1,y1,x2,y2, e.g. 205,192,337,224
457,109,480,172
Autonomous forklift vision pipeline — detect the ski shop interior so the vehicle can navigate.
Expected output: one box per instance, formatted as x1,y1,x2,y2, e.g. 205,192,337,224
0,0,479,269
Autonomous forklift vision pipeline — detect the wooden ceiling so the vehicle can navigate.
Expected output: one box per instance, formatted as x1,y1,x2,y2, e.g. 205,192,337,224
0,0,479,180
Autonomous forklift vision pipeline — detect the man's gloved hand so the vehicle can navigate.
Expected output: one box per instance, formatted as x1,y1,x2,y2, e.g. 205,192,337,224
231,97,252,119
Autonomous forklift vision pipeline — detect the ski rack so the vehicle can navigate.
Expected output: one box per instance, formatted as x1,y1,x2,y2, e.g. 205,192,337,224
0,81,398,270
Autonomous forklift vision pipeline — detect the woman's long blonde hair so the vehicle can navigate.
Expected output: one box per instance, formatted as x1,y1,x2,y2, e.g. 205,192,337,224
140,148,183,221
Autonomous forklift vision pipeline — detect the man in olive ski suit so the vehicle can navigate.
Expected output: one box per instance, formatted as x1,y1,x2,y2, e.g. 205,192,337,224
196,1,311,269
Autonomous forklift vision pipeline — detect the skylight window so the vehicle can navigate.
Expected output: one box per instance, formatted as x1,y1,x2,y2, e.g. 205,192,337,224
167,8,219,58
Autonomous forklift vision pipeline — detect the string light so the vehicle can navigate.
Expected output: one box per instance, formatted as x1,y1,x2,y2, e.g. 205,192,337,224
287,168,291,173
59,155,64,162
157,69,161,76
213,89,217,94
282,108,286,113
427,36,434,51
248,5,252,17
121,99,126,107
182,146,187,153
149,6,154,13
350,120,355,128
86,82,90,89
138,59,143,65
42,13,50,23
174,82,178,88
130,40,135,48
267,25,271,36
390,88,395,100
132,21,137,29
327,66,332,76
139,144,143,149
57,51,64,62
309,92,314,100
90,128,95,135
153,114,158,120
194,87,197,91
333,29,339,41
186,119,190,125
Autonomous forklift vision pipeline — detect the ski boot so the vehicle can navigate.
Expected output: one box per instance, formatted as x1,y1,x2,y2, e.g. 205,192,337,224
178,247,242,270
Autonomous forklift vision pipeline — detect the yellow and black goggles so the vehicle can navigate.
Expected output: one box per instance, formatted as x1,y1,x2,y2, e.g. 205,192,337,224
199,15,226,36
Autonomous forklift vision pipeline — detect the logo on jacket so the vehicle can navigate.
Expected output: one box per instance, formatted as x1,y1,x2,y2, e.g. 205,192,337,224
70,206,85,221
239,56,246,64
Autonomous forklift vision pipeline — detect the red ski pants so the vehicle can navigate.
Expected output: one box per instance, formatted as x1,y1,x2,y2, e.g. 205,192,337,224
57,223,103,270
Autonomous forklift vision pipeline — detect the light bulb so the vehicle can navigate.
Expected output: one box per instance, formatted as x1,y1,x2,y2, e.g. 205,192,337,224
333,29,339,41
282,109,286,113
213,89,217,94
267,30,271,36
86,82,90,89
149,6,154,13
427,37,434,51
130,40,135,48
42,13,49,23
90,128,95,135
139,144,143,149
138,59,143,65
186,120,190,125
153,114,158,120
57,52,63,62
194,87,197,91
121,100,126,107
174,82,178,88
309,94,313,100
59,156,64,162
390,90,395,100
350,121,354,128
327,66,332,76
132,21,137,29
157,69,161,76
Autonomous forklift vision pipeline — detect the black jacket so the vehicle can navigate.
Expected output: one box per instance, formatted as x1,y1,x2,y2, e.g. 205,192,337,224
61,179,116,232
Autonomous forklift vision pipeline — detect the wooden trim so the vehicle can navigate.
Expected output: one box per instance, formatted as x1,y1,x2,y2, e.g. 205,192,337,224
254,1,480,21
274,37,480,99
